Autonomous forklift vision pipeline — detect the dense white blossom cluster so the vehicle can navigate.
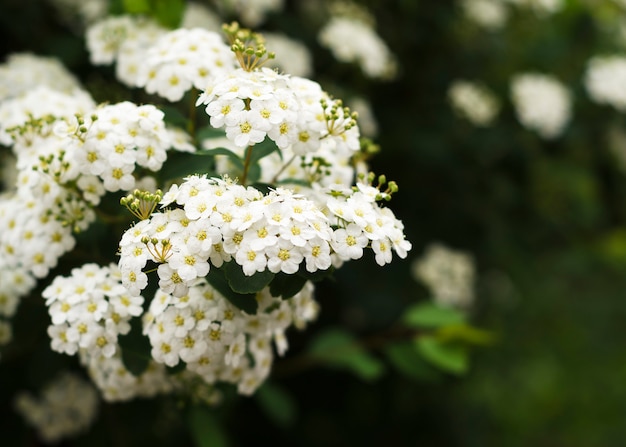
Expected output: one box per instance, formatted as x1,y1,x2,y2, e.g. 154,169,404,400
448,80,500,126
136,28,238,102
14,372,99,443
144,278,318,395
0,3,411,407
510,73,571,139
584,55,626,111
86,15,167,86
0,53,83,101
318,16,397,80
412,243,476,309
43,263,143,358
198,68,360,155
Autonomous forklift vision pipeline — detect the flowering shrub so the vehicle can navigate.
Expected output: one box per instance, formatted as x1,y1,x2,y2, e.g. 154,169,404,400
0,2,430,443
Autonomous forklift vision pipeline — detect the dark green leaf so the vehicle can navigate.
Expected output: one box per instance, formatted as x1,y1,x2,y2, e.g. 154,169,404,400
118,316,152,376
223,261,275,294
269,272,307,298
196,125,227,142
187,405,229,447
415,335,469,375
161,105,188,128
256,382,297,428
308,328,385,381
248,138,280,165
403,302,465,329
206,266,258,314
385,342,441,382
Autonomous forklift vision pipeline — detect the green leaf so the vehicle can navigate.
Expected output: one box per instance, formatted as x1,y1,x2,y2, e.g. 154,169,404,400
415,335,469,375
308,328,385,381
196,147,244,169
118,316,152,376
436,323,496,346
402,302,465,328
269,272,307,298
122,0,150,13
205,266,258,314
248,138,280,165
161,105,188,128
152,0,185,28
187,405,229,447
256,382,297,428
196,125,227,142
159,151,216,182
385,342,441,382
223,261,275,295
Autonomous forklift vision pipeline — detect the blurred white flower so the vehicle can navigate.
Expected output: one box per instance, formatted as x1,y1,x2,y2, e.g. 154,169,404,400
510,72,572,139
318,16,397,80
412,243,476,309
15,372,99,443
448,80,500,126
461,0,509,30
584,55,626,111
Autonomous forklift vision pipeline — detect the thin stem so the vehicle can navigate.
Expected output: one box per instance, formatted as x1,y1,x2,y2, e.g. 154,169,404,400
271,154,297,183
187,87,198,139
240,145,254,185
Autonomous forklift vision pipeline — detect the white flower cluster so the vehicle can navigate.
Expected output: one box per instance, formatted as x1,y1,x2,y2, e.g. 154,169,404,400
59,101,172,192
448,80,500,126
412,243,476,309
43,263,143,358
0,53,83,101
119,176,332,297
510,72,572,139
144,278,319,395
82,351,175,402
584,55,626,111
86,15,167,86
42,263,175,401
0,85,95,154
198,68,360,155
136,28,237,102
460,0,510,31
322,183,412,267
14,372,99,444
318,16,397,80
118,175,411,299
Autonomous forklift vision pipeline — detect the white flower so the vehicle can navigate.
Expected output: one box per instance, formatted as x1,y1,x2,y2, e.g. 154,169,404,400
461,0,509,30
584,55,626,111
448,80,500,126
412,243,476,309
318,16,397,80
510,72,571,139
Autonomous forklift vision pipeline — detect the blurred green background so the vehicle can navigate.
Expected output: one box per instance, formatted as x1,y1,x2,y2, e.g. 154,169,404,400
2,0,626,445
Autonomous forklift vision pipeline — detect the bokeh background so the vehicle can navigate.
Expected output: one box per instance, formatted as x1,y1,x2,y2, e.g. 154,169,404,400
2,0,626,446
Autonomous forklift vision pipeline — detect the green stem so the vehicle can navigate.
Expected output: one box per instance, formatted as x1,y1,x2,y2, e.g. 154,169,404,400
241,145,254,185
271,154,297,183
187,87,198,140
